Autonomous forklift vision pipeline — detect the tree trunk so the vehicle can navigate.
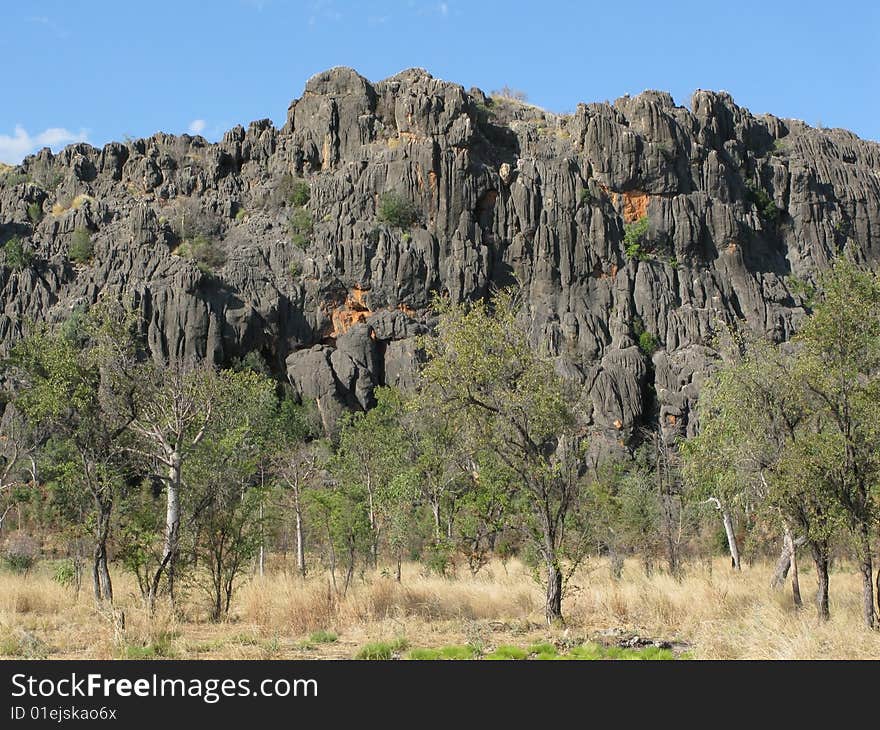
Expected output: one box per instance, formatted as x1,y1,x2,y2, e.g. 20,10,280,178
258,502,264,578
431,500,441,541
396,554,401,583
366,475,378,569
783,525,802,608
295,501,306,578
544,555,563,626
809,541,830,622
857,525,876,629
149,452,181,612
721,509,741,571
91,498,113,603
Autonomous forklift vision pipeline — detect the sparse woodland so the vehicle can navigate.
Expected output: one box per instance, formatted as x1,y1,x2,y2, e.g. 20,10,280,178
1,257,880,658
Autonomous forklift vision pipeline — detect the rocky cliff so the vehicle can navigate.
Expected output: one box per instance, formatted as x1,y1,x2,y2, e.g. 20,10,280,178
2,67,879,457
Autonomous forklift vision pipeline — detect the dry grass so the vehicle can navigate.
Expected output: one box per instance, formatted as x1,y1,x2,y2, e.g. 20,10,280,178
1,557,878,660
51,193,94,216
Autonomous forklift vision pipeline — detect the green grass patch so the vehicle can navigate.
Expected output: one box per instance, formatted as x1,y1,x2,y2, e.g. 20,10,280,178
408,648,442,660
356,637,409,660
527,642,557,656
484,645,529,660
308,630,337,644
439,644,479,659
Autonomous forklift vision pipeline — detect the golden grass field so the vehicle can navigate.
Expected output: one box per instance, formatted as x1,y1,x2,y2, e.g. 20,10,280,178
1,557,878,660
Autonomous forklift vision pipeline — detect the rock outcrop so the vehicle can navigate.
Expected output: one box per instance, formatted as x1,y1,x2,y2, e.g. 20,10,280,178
2,67,879,459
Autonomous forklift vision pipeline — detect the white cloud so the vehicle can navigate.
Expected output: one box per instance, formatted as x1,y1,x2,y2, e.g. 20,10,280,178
0,125,89,165
439,2,448,16
188,119,207,135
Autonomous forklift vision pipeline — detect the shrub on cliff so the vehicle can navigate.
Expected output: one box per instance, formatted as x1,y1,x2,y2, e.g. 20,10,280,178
3,236,33,270
377,192,418,229
69,228,94,264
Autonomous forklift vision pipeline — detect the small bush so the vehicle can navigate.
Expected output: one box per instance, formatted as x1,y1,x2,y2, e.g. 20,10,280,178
3,236,34,270
632,315,660,357
27,202,43,224
290,179,311,207
2,171,31,187
289,261,302,278
52,559,81,589
235,208,247,222
189,235,227,272
308,630,337,644
377,192,419,229
746,181,780,223
69,228,94,264
289,207,313,248
272,174,311,208
122,635,175,660
623,216,649,260
638,331,660,357
3,533,39,574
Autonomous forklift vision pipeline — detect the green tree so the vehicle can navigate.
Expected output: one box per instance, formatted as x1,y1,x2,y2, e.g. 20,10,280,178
331,388,408,568
793,258,880,627
126,363,275,611
682,334,844,620
186,378,276,620
8,299,142,603
420,288,586,624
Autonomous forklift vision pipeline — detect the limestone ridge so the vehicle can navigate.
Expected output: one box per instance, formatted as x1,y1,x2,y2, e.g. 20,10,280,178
1,66,879,458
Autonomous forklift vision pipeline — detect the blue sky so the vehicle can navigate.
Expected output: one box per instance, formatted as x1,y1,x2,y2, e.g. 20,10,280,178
1,0,877,164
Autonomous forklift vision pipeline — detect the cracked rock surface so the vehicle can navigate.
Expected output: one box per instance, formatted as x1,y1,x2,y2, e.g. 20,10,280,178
2,67,878,458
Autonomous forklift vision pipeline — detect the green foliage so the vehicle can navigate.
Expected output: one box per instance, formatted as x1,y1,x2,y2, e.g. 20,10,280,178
27,201,43,224
230,350,270,375
421,288,586,622
289,261,302,278
121,633,176,659
682,257,880,624
3,534,39,574
2,171,31,187
485,645,528,660
69,228,94,264
632,315,660,357
474,102,496,125
407,644,479,660
638,331,659,357
527,642,557,656
408,648,442,660
179,235,227,273
273,174,311,208
579,187,595,205
234,208,247,222
308,630,337,644
355,638,409,660
377,191,419,228
290,179,311,207
746,181,780,222
3,236,33,270
623,216,650,260
289,207,313,248
52,559,80,587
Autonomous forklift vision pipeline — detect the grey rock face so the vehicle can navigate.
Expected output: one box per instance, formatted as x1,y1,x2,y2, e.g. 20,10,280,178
2,67,879,458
